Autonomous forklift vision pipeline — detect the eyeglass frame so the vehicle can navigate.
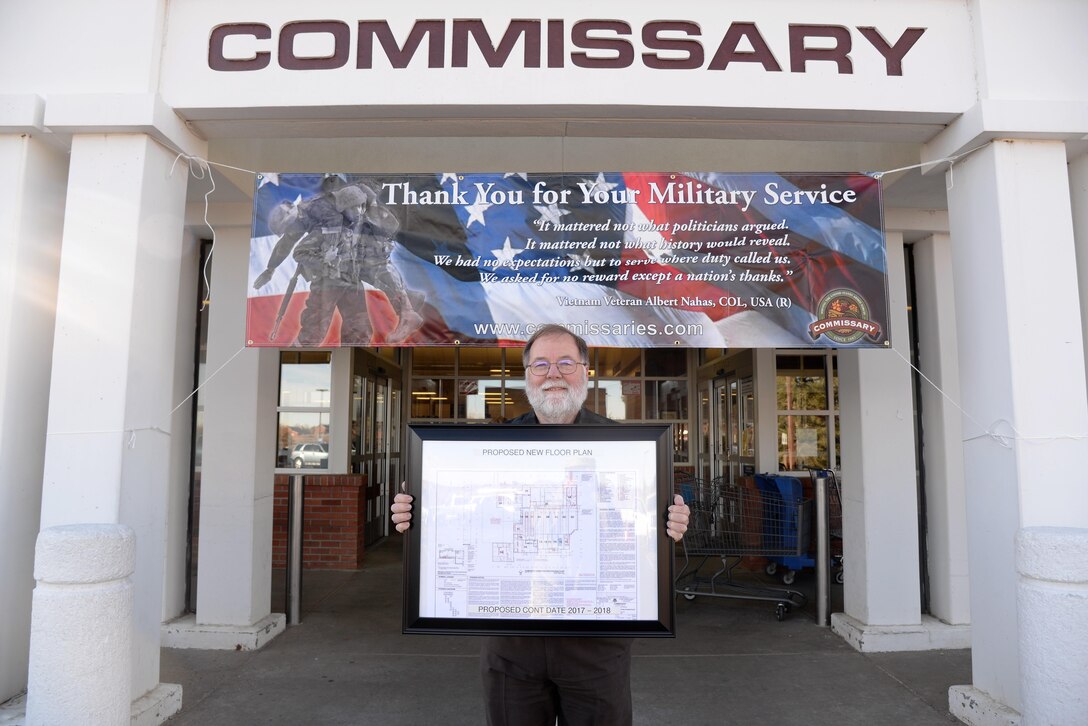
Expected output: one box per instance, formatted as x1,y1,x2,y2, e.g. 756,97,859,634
526,359,588,376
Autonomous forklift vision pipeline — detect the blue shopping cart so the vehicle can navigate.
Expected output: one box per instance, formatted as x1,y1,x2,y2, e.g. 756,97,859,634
755,474,814,586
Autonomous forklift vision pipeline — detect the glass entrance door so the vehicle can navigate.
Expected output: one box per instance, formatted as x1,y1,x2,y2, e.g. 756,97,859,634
361,373,389,545
713,375,756,485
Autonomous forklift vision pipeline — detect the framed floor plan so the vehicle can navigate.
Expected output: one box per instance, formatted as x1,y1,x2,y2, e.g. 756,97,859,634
402,423,675,637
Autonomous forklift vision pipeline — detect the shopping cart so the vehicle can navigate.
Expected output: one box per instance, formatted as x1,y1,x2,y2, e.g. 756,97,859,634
675,476,809,621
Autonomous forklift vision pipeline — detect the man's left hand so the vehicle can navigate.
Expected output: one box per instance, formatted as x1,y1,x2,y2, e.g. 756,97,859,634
665,494,690,542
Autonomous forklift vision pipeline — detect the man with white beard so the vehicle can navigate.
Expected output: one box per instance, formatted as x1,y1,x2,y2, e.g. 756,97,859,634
391,323,690,726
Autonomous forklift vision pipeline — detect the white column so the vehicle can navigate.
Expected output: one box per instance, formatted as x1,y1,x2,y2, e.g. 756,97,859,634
911,234,971,626
164,222,284,649
832,232,962,650
945,139,1088,723
38,133,186,720
0,133,67,703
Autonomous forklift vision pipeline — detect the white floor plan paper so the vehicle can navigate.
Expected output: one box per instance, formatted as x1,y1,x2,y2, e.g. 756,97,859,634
417,438,660,621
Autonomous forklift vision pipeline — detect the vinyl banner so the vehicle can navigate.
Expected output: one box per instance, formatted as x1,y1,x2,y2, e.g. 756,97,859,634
246,172,889,348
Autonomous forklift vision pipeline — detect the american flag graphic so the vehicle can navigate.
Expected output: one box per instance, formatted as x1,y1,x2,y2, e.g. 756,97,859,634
246,172,888,348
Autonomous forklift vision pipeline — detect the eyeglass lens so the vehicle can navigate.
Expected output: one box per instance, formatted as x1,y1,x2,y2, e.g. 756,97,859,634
530,360,580,375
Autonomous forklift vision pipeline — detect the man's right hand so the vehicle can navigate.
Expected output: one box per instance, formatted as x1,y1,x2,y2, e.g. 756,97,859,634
253,269,274,289
391,490,414,533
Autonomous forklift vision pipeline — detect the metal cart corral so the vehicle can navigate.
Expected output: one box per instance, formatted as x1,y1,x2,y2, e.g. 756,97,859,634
810,468,845,586
675,477,808,621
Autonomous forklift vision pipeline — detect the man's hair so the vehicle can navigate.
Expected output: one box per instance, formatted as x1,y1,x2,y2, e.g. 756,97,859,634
522,324,589,367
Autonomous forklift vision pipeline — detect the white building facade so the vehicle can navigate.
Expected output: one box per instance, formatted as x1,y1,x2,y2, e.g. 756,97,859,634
1,1,1086,724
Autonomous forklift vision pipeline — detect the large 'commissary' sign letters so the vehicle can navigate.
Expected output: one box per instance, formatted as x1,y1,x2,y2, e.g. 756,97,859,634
211,19,925,75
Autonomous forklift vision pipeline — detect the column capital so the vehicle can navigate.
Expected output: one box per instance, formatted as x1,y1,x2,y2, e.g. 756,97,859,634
42,92,207,159
0,94,45,133
922,99,1088,173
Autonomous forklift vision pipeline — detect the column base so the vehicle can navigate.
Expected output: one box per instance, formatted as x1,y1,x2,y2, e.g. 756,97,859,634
0,690,27,722
161,613,285,651
0,683,182,726
831,612,971,652
948,685,1021,726
131,683,183,726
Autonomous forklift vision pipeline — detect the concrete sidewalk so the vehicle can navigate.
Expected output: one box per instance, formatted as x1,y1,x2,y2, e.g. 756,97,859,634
162,540,969,725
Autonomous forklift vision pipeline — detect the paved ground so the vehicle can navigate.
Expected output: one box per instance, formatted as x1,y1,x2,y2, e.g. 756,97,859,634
162,540,970,725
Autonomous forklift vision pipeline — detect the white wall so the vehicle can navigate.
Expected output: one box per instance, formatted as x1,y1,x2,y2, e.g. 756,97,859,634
837,234,922,627
911,233,970,626
162,228,201,621
1072,153,1088,396
159,1,975,116
0,0,167,95
0,134,68,703
970,0,1088,102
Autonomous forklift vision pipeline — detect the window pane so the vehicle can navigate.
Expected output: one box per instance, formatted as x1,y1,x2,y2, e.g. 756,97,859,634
699,349,726,365
412,347,455,376
351,376,364,463
776,356,828,411
411,378,454,420
459,347,504,378
645,348,685,376
647,380,687,421
600,380,640,420
372,347,401,364
389,388,401,453
504,378,533,420
597,348,640,377
464,378,507,421
671,423,690,463
777,414,829,471
279,353,332,407
699,387,711,481
506,347,527,379
741,382,755,457
277,411,330,469
832,356,839,410
832,415,840,470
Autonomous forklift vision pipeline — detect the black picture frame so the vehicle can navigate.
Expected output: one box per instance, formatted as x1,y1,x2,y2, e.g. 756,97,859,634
402,423,675,638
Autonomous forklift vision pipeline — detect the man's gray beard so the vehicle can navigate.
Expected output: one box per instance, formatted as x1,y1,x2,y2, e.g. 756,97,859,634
526,379,587,422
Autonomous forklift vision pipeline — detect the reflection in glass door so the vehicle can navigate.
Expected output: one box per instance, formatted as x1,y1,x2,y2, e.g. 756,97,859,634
697,380,714,482
362,374,388,546
385,384,401,539
713,375,755,485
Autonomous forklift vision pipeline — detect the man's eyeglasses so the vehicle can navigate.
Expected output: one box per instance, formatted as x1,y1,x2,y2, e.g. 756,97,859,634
527,359,587,376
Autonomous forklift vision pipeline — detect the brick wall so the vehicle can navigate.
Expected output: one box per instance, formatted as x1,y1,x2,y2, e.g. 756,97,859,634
273,474,367,570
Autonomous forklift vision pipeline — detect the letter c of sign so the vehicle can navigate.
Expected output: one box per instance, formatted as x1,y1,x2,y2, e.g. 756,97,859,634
209,23,272,71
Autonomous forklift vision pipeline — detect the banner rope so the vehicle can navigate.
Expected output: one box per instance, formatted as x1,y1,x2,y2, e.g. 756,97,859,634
870,142,990,190
45,344,248,446
149,139,1049,452
889,346,1087,448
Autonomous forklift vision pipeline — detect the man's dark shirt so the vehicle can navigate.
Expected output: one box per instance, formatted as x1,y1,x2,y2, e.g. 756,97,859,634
483,406,632,687
506,408,612,425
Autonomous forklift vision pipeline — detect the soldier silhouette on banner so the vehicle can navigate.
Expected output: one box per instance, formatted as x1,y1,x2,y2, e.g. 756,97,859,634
253,174,425,346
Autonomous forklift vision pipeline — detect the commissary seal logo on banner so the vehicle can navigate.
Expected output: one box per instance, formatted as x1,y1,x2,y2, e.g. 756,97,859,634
808,288,883,345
